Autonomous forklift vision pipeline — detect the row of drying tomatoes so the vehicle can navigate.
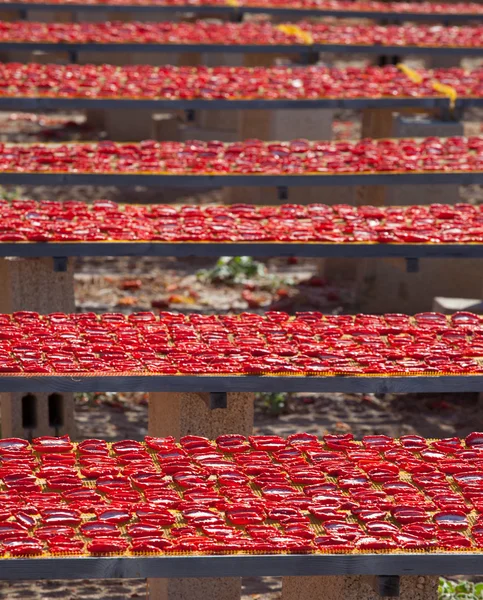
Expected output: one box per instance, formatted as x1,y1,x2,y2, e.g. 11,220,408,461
0,310,480,375
2,136,483,176
3,21,483,48
0,432,481,556
0,199,482,244
0,64,443,100
2,0,483,16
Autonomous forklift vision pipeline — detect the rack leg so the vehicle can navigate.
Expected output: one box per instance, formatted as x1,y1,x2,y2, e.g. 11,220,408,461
281,575,437,600
0,257,76,439
147,391,254,600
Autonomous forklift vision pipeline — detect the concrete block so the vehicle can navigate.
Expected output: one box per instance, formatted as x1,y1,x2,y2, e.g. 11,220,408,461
179,125,238,143
354,114,472,313
356,257,483,314
148,392,254,439
0,9,19,20
356,107,396,207
196,51,244,132
130,51,180,67
0,257,75,314
78,50,184,134
78,49,131,133
429,54,462,69
238,107,334,142
103,108,156,141
147,391,254,600
282,575,438,600
229,105,338,205
0,257,76,439
77,50,132,66
0,391,75,439
394,115,464,138
224,184,354,206
148,577,241,600
199,110,239,133
74,10,108,22
3,49,69,64
433,296,483,314
234,104,336,203
177,52,203,67
154,113,181,142
26,9,72,21
84,109,106,132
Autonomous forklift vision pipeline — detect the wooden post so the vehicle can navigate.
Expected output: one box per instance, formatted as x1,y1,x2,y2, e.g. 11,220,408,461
0,257,76,439
147,392,254,600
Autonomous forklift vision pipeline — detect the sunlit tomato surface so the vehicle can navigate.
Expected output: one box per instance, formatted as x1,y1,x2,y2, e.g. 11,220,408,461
0,199,481,244
1,21,483,50
0,311,479,376
2,136,483,183
2,0,483,17
0,432,481,557
0,64,441,101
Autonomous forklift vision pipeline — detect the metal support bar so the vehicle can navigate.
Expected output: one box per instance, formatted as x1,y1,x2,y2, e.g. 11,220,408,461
196,392,228,410
277,186,288,201
185,109,196,122
229,9,243,22
299,49,319,65
0,96,451,111
53,257,68,272
1,40,483,57
439,107,458,122
0,374,482,393
0,241,480,259
406,257,419,273
369,575,401,597
3,3,483,20
0,553,481,580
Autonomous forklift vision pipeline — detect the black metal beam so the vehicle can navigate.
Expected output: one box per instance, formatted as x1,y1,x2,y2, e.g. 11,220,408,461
2,171,483,187
0,42,309,54
1,41,483,56
0,242,481,260
0,553,481,580
196,392,228,409
0,374,481,393
0,97,450,111
2,2,483,21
